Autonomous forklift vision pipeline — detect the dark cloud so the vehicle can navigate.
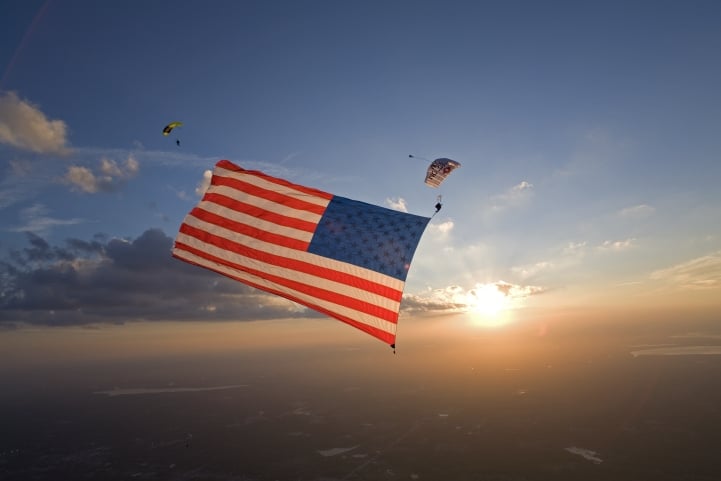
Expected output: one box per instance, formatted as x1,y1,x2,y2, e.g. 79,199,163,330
0,228,313,327
65,237,105,255
24,232,53,261
401,294,465,313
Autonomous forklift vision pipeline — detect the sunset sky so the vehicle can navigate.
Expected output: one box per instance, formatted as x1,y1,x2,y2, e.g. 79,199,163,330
1,0,720,353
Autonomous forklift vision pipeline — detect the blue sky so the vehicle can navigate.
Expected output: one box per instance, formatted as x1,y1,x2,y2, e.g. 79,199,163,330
1,0,720,335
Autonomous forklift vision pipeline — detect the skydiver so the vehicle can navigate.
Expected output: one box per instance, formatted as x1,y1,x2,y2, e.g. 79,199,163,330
434,201,442,213
176,139,180,147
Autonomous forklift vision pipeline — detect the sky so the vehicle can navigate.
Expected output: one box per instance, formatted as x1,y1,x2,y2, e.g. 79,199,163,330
1,0,721,349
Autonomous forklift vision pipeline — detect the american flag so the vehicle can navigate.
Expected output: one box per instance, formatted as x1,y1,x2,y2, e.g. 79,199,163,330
172,160,430,347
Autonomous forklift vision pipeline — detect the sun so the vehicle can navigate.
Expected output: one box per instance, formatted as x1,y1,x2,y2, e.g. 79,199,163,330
465,284,512,327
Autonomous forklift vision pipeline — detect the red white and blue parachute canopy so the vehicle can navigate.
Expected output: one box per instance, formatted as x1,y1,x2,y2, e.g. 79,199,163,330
424,158,461,188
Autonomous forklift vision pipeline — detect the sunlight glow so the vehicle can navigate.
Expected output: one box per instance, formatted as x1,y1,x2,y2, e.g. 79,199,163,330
465,284,513,328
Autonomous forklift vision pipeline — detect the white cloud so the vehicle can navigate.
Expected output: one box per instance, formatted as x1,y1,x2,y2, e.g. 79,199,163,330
385,197,408,213
598,238,636,251
490,180,534,210
669,332,721,340
317,446,360,457
650,251,721,290
492,280,547,298
100,157,123,177
63,155,139,193
631,346,721,357
195,169,212,197
7,203,84,234
0,91,70,154
99,157,138,178
511,180,533,193
404,285,466,311
565,447,602,464
428,219,454,235
563,241,587,257
403,280,546,313
64,166,99,193
511,261,553,279
618,204,655,218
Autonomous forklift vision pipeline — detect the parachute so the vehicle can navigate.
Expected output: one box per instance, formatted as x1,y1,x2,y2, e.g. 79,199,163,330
409,155,461,214
162,121,183,136
423,157,461,188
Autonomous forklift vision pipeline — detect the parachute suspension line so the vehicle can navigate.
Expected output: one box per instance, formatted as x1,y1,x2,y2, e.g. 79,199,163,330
408,154,432,162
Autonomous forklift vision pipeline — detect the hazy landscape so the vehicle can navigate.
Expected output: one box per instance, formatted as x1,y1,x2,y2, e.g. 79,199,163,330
3,317,720,481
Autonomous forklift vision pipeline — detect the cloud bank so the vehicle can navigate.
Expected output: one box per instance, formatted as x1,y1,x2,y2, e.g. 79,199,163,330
0,228,322,327
0,228,551,328
403,281,546,313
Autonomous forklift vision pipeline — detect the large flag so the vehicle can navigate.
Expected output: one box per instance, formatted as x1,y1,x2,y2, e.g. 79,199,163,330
172,160,430,347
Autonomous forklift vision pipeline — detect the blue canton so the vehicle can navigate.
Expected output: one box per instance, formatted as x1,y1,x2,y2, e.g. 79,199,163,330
307,196,430,281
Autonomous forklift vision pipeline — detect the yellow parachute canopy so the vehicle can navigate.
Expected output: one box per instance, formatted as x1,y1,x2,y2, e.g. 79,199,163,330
162,121,183,136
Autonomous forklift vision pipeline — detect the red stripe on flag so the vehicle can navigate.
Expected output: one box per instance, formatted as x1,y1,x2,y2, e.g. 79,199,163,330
212,174,328,215
179,222,403,302
216,160,334,200
172,250,395,345
203,192,319,233
188,207,310,251
174,240,400,323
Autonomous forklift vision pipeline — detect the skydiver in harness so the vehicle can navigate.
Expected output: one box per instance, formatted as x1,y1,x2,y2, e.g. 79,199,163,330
433,195,442,216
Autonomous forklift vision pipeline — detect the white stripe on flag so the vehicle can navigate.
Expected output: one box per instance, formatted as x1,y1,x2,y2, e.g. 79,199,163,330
172,246,398,336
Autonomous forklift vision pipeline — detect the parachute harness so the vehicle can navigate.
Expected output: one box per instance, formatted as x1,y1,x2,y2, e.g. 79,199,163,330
433,195,442,217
